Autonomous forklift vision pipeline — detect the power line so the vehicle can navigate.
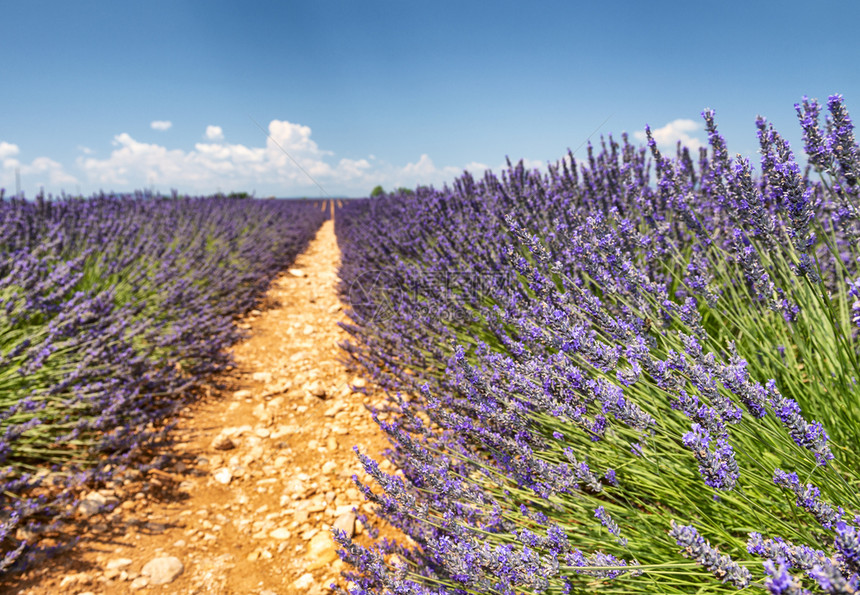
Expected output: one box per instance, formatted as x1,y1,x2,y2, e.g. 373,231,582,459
249,116,331,198
570,113,615,156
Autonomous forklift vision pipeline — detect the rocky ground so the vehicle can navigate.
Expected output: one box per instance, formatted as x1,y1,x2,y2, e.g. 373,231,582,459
4,218,391,595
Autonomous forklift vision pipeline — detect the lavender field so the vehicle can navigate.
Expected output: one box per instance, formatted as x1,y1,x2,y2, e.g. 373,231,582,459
0,195,326,573
334,96,860,593
3,94,860,594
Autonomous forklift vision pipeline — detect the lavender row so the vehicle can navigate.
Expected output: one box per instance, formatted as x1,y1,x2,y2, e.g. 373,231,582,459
0,193,326,573
334,95,860,593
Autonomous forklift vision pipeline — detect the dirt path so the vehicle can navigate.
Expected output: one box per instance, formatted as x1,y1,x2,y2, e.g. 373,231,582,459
6,219,388,595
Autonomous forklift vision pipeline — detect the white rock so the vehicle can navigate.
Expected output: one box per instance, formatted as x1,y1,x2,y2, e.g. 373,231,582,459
129,576,149,590
78,492,107,517
321,461,337,475
292,573,316,590
333,511,356,538
105,557,133,571
323,402,345,417
213,468,233,485
269,527,291,540
288,268,307,278
141,556,184,585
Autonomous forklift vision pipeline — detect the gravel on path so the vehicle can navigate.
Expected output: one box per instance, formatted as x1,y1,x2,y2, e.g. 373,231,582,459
5,217,389,595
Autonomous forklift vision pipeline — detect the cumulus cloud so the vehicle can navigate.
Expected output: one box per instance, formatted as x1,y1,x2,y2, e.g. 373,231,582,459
150,120,172,131
0,140,78,193
76,119,492,196
0,141,20,161
204,125,224,141
634,119,704,152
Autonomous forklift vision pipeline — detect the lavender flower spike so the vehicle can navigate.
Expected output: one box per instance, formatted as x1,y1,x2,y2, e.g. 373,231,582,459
763,560,812,595
594,506,628,546
681,423,740,491
669,521,751,588
773,469,843,529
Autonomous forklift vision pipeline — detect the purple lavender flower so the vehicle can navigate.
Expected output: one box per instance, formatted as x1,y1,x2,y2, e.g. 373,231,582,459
827,94,860,186
748,532,828,571
669,521,751,588
681,423,740,491
809,561,860,594
566,548,641,579
766,381,834,466
834,521,860,575
773,469,844,529
594,506,627,546
764,560,812,595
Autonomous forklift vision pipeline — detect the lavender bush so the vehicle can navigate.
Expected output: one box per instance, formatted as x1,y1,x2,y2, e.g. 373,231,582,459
335,95,860,593
0,193,326,573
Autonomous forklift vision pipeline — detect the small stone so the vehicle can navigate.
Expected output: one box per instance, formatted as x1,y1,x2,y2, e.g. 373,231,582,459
59,573,89,588
305,531,339,570
213,468,233,485
106,557,133,571
301,528,319,541
288,268,307,278
310,384,327,398
269,527,291,540
129,576,149,590
211,435,236,451
141,556,184,585
233,389,252,399
252,371,273,383
351,377,367,388
323,402,345,417
333,511,356,538
321,461,337,475
327,304,342,313
292,573,315,590
78,491,107,517
255,427,271,438
104,568,120,580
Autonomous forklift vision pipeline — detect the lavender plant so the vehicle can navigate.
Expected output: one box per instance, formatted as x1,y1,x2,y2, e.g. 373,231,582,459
0,193,326,573
335,95,860,593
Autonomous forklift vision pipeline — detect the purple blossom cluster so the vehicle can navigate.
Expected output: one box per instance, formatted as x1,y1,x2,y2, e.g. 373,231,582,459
0,193,325,573
333,96,860,592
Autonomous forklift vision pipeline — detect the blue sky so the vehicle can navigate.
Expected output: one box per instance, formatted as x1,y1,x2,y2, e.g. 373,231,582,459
2,1,859,198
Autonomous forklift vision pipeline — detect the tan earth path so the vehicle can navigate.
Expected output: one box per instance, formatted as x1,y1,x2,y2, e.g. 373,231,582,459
5,218,392,595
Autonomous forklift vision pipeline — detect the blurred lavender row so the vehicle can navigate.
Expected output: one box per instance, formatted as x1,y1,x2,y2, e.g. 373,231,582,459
0,193,326,573
334,96,860,593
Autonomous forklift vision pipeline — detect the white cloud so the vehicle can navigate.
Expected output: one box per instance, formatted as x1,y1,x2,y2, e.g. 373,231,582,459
634,119,704,153
0,141,20,160
205,125,224,141
62,119,505,196
0,140,78,193
150,120,173,131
